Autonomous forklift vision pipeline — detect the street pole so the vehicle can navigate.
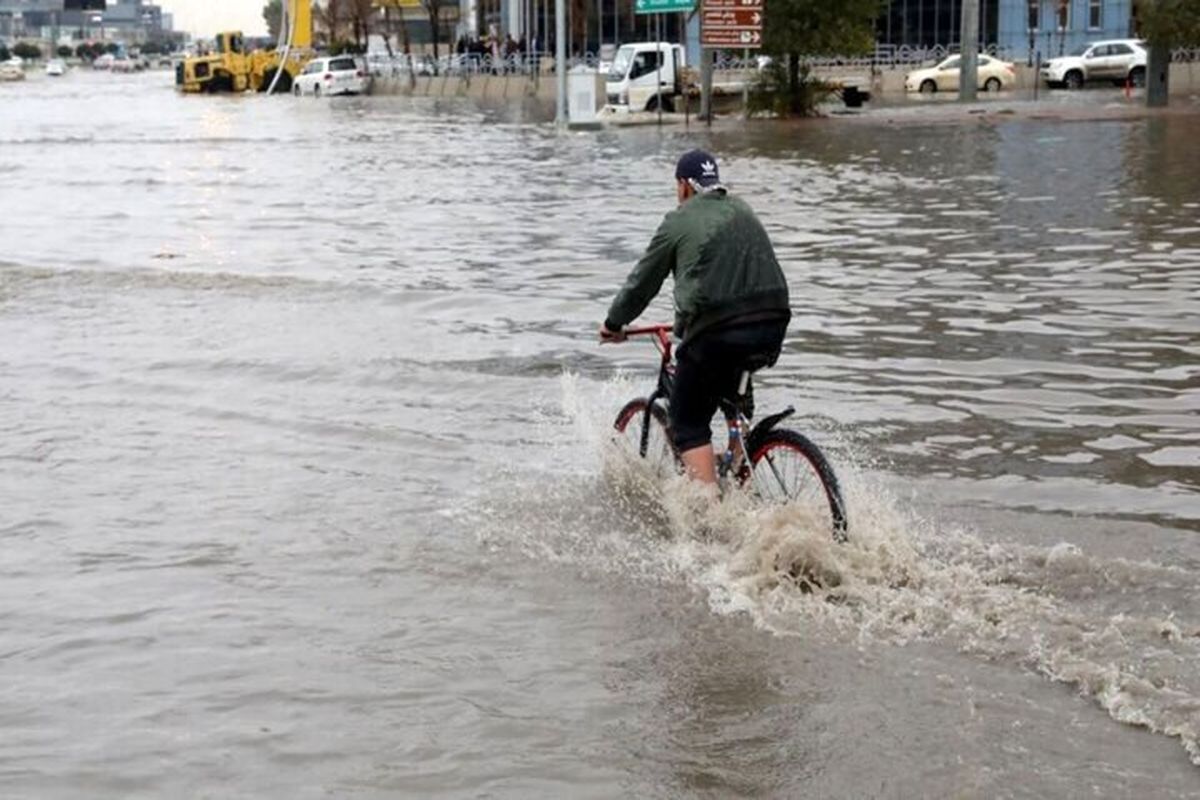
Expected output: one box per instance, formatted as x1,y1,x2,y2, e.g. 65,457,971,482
700,47,712,123
555,0,566,123
742,46,748,116
1146,42,1169,107
655,15,662,125
958,0,979,102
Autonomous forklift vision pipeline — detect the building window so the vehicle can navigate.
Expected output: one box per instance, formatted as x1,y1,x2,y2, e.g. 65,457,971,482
1055,0,1070,31
1088,0,1102,29
1028,0,1040,31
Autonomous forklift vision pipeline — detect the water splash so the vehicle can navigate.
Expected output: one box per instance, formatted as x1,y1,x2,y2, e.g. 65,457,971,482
470,372,1200,766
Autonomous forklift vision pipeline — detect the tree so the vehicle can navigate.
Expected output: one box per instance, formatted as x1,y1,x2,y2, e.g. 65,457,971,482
104,42,120,55
0,44,9,63
317,0,345,44
263,0,284,39
1136,0,1200,47
421,0,448,60
347,0,376,49
748,0,883,116
12,41,43,60
56,45,73,58
1134,0,1200,106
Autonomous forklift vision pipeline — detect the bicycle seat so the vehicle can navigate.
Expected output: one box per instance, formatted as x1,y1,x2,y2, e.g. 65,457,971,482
740,353,776,374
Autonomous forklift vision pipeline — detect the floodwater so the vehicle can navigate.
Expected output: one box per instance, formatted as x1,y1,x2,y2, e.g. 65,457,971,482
1,70,1198,797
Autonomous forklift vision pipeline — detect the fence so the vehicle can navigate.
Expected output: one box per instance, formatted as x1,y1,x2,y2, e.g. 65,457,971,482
365,42,1195,81
365,50,609,79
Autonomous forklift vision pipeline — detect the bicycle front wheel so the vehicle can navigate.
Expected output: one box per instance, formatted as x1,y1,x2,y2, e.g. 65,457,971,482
613,398,678,475
749,429,848,542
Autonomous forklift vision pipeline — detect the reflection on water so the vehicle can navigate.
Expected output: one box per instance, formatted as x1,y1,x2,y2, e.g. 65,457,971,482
1,71,1198,794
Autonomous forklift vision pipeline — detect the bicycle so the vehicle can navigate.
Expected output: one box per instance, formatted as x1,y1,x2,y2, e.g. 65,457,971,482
610,324,848,543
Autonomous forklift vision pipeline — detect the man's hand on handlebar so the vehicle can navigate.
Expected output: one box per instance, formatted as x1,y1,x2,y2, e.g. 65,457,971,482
599,323,627,343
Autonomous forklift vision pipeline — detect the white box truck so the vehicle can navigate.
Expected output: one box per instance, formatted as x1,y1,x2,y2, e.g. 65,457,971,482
604,42,687,112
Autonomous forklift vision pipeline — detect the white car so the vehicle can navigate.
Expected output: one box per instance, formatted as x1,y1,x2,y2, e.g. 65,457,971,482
905,54,1017,93
1040,39,1147,89
293,56,369,97
46,58,67,76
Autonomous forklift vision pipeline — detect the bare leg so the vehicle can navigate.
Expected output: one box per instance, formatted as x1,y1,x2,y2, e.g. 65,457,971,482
679,444,718,485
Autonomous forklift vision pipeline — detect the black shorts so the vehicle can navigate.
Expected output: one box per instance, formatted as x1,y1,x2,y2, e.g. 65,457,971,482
669,318,788,452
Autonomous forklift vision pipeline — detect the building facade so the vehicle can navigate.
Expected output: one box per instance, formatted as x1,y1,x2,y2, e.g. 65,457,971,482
875,0,1135,61
998,0,1134,60
0,0,170,45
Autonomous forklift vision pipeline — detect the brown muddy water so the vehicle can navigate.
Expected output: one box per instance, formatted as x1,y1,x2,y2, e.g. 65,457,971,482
1,70,1198,797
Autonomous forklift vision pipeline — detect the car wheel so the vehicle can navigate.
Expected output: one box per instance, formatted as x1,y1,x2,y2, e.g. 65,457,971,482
984,77,1001,92
919,79,937,94
1129,66,1146,88
1065,70,1083,90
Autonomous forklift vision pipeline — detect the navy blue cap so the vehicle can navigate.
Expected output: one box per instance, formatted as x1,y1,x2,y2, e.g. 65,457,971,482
675,149,721,188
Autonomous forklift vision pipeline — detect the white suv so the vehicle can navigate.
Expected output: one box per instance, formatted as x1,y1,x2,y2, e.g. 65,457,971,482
293,56,370,97
1040,39,1147,89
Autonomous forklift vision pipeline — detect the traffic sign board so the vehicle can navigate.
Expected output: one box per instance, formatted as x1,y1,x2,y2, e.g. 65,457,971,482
635,0,695,14
702,9,763,28
701,0,765,48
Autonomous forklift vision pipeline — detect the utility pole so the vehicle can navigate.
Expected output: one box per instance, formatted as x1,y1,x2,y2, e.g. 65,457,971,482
1146,42,1169,107
555,0,566,123
958,0,979,102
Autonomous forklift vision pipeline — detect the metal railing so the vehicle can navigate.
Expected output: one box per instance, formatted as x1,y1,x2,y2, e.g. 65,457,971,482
365,50,611,79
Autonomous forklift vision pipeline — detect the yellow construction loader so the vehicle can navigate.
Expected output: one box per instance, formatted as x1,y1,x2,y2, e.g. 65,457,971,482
175,0,312,94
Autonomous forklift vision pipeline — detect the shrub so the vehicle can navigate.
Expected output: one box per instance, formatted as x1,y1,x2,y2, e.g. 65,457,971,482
12,41,43,60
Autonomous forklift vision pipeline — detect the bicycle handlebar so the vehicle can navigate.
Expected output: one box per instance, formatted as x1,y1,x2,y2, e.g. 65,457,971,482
606,323,673,360
622,324,673,337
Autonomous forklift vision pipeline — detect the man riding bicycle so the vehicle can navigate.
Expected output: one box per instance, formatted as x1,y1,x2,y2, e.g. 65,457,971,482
600,149,791,486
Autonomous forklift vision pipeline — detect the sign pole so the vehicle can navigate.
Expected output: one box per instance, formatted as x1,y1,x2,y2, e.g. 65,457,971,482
742,46,749,116
699,0,762,121
655,15,662,125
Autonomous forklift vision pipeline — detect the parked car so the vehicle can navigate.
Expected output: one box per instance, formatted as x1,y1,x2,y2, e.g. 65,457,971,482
92,53,115,70
1040,39,1147,89
0,61,24,81
293,55,370,96
905,54,1017,93
45,58,67,76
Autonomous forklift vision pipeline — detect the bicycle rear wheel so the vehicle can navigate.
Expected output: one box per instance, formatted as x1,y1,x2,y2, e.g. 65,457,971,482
748,429,848,542
613,399,678,474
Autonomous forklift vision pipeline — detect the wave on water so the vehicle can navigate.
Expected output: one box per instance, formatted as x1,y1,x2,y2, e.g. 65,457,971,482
0,263,350,297
0,135,296,147
466,372,1200,766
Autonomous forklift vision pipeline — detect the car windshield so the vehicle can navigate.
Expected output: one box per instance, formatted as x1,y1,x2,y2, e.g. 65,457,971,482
940,57,961,70
1069,44,1090,56
330,57,358,72
608,47,634,82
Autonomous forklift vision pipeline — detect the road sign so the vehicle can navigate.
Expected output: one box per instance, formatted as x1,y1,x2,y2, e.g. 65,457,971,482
635,0,695,15
701,0,764,48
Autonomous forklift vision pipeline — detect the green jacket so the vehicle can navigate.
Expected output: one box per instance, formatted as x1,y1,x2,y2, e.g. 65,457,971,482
604,191,790,342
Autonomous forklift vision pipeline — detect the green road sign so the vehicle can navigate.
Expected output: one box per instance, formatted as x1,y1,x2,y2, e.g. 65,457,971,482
634,0,694,14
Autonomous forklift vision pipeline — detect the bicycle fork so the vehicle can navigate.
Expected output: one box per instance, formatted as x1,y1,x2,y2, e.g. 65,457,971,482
719,413,752,482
